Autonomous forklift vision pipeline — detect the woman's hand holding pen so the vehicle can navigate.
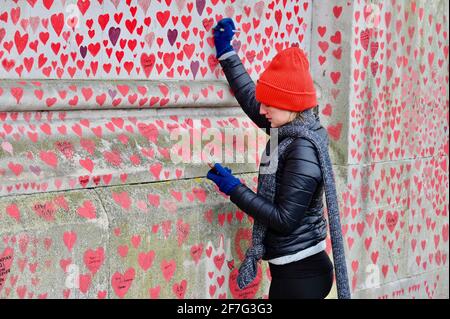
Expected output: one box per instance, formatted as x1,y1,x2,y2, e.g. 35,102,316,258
206,163,241,196
212,18,237,58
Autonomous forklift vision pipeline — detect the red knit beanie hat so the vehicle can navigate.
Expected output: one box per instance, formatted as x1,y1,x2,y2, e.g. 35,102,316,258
255,47,317,112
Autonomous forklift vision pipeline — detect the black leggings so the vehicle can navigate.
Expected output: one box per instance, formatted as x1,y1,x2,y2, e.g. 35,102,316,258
268,250,334,299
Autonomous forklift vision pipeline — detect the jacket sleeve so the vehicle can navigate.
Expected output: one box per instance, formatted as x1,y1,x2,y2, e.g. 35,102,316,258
219,54,271,131
229,138,322,234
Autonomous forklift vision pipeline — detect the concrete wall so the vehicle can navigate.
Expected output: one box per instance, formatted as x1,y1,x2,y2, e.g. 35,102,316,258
0,0,448,299
310,0,449,298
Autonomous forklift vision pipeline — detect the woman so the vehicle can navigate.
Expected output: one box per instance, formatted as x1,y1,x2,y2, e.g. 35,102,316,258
206,18,350,299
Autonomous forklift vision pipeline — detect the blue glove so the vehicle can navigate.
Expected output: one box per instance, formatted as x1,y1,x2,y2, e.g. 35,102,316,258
207,163,242,196
213,18,236,58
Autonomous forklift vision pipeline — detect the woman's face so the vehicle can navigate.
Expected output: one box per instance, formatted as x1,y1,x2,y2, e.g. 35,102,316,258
260,103,295,128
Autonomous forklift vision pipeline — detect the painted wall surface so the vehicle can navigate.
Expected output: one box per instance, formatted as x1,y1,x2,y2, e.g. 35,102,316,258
0,0,448,299
0,0,313,299
310,0,449,298
0,0,312,80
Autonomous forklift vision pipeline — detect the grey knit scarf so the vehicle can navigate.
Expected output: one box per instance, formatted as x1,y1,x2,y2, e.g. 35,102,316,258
236,108,351,299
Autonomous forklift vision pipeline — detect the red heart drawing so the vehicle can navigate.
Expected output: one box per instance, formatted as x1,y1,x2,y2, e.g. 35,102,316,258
84,247,105,274
6,204,21,222
149,285,161,299
111,268,135,298
33,201,56,221
172,279,187,299
234,228,252,261
160,259,176,282
228,266,262,299
176,219,190,247
0,247,14,291
138,250,155,271
192,187,207,203
130,234,141,249
39,150,58,168
79,273,92,294
137,123,159,143
112,191,132,210
190,244,203,264
77,200,97,219
50,13,64,37
79,157,94,173
149,163,163,180
386,211,398,233
213,253,225,271
63,231,77,252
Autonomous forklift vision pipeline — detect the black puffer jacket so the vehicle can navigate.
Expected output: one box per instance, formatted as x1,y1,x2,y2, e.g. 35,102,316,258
220,54,328,260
